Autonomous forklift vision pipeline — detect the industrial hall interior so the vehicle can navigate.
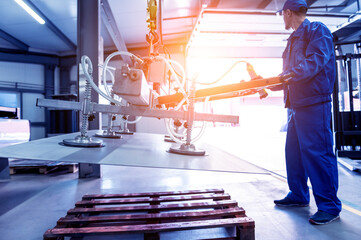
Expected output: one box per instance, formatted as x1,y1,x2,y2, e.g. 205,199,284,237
1,0,361,239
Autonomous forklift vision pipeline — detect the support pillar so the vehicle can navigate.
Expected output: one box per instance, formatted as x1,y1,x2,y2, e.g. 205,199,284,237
77,0,102,177
78,163,101,178
0,158,10,181
77,0,102,130
45,64,55,137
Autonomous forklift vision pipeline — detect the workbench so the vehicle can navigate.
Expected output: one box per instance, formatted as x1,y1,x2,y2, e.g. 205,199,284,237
0,130,266,180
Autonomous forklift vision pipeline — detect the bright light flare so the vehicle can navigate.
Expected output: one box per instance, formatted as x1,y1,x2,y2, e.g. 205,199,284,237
187,58,250,87
14,0,45,24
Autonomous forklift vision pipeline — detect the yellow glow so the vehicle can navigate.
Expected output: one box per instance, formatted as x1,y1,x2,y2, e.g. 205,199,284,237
187,57,283,88
187,57,285,128
187,58,249,88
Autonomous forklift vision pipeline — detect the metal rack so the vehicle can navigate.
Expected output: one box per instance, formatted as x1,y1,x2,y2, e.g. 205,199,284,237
332,16,361,159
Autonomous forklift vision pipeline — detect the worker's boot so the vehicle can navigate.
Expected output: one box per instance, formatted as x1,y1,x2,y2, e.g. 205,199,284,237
309,210,340,225
274,197,309,207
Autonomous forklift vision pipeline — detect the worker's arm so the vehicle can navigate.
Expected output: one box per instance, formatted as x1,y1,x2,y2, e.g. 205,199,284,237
285,23,334,83
267,72,294,91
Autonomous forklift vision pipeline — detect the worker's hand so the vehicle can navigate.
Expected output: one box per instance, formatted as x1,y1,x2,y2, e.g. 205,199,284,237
279,72,295,83
267,72,294,91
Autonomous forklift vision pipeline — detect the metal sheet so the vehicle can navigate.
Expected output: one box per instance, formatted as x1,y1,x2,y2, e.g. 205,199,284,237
0,131,267,174
0,119,30,148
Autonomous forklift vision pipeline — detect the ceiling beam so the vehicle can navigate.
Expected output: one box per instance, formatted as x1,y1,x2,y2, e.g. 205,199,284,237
0,49,59,65
329,0,357,12
0,29,29,51
306,0,318,7
23,0,76,52
308,0,357,12
257,0,272,9
332,17,361,44
201,9,350,18
100,0,131,64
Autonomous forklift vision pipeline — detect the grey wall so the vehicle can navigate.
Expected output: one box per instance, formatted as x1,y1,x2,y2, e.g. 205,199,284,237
0,61,46,140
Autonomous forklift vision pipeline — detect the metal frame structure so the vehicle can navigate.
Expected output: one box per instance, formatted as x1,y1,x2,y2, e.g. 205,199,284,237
100,0,131,64
22,0,76,52
332,15,361,159
0,29,29,51
333,49,361,159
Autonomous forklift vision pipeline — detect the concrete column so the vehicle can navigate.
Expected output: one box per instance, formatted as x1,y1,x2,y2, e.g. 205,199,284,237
0,158,10,181
77,0,102,130
77,0,102,177
44,64,55,136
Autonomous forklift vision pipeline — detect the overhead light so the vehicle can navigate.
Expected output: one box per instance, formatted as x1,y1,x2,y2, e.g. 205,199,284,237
14,0,45,24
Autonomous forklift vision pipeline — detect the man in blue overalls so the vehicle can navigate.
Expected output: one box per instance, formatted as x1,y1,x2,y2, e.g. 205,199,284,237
272,0,342,225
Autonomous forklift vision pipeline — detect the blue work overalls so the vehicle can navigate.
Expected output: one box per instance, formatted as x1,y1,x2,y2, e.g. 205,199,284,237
282,19,342,216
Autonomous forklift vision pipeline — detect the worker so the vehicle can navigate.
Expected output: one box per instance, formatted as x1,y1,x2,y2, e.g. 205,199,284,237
271,0,342,225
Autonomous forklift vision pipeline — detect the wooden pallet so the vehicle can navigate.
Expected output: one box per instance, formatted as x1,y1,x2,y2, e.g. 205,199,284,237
9,159,78,175
43,188,255,240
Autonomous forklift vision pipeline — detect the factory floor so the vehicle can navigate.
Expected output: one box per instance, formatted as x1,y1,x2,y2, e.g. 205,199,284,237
1,127,361,240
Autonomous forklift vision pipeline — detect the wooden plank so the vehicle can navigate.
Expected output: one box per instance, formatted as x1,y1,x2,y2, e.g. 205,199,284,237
66,164,78,173
68,200,238,215
44,217,254,238
237,225,255,240
10,164,77,175
45,190,255,240
75,193,231,207
201,238,237,240
234,212,255,240
83,189,225,200
58,208,245,225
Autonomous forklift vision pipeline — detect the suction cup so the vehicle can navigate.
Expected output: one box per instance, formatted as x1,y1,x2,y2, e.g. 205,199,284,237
63,135,104,147
168,143,206,156
94,130,122,139
116,129,134,135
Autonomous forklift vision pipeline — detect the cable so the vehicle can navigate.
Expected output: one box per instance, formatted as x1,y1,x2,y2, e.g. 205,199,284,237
165,96,209,144
82,51,209,142
100,66,115,99
144,55,188,98
155,44,171,59
102,51,146,124
155,45,185,79
81,55,122,106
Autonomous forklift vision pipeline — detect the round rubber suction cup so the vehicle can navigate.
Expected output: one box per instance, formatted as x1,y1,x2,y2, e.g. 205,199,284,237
94,131,122,139
63,135,104,147
116,130,134,135
168,143,206,156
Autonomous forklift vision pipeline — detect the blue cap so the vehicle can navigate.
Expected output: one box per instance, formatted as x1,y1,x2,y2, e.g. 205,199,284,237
280,0,308,12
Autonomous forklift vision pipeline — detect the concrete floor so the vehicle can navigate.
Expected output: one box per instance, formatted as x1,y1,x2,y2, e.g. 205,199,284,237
1,127,361,239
